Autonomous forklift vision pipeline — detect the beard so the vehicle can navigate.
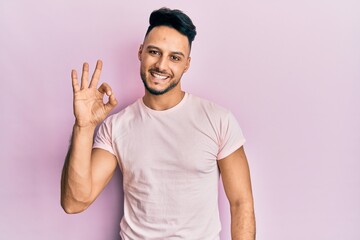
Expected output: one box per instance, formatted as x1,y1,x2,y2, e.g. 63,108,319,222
140,68,181,96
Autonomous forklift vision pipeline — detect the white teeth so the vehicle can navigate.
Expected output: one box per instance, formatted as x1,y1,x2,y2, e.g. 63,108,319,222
152,72,168,80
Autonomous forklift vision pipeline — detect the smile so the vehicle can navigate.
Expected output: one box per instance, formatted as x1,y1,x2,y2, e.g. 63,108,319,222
150,71,170,80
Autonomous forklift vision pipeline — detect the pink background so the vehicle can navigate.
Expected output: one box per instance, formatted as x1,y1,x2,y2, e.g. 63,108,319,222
1,0,359,239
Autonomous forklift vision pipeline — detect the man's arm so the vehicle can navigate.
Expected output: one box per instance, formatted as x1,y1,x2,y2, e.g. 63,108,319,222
218,146,256,240
61,60,118,214
61,128,117,213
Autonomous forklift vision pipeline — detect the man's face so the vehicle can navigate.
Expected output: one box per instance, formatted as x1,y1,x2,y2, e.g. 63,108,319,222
138,26,191,96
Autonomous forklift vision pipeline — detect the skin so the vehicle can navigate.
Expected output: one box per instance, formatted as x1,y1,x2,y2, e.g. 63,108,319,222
139,26,191,110
61,60,118,213
218,147,256,239
61,25,255,239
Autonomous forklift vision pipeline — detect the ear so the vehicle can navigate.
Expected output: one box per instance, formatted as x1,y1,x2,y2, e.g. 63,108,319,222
138,44,143,61
184,57,191,73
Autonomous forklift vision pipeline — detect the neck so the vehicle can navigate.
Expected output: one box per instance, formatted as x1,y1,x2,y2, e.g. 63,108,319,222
143,89,185,111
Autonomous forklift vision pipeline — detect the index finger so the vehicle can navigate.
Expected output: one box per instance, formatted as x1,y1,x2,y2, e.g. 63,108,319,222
89,59,103,88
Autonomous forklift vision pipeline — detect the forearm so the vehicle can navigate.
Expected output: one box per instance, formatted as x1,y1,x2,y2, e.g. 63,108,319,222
61,124,96,213
230,202,256,240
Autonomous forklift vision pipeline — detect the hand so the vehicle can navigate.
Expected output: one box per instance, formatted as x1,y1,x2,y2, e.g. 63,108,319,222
71,60,117,128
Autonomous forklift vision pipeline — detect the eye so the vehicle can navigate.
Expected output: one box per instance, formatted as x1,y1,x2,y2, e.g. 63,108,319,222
170,55,181,61
149,50,160,55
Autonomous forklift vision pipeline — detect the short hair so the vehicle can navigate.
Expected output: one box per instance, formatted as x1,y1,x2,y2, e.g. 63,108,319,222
145,7,197,48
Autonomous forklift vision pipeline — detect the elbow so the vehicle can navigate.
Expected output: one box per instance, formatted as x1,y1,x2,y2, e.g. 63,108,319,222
61,196,90,214
60,181,93,214
61,203,85,214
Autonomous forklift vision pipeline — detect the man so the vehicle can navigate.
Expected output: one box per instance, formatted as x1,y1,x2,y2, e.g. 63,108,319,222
61,7,255,240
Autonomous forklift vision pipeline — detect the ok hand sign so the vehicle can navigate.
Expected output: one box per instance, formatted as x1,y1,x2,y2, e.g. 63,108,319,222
71,60,117,128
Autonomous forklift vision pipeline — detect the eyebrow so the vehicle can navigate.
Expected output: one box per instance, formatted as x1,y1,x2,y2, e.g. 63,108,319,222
146,45,186,57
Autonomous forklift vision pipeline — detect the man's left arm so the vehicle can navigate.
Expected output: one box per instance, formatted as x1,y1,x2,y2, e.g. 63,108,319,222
218,146,256,240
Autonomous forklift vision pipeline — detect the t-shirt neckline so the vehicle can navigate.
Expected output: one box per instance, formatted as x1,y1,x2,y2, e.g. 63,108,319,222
140,92,189,115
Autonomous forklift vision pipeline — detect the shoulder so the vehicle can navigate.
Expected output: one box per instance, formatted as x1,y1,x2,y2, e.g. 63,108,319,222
105,99,141,121
100,98,142,134
187,93,232,117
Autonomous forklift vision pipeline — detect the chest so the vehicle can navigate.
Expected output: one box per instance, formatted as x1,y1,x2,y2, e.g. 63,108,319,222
115,116,221,180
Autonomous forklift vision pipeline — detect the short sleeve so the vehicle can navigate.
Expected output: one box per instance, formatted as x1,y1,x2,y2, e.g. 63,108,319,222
217,112,246,160
93,118,116,155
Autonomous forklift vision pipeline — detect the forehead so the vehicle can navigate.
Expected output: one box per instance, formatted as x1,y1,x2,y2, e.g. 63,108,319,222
143,26,190,56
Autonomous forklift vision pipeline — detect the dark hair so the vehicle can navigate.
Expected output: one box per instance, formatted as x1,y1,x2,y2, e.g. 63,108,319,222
145,7,197,48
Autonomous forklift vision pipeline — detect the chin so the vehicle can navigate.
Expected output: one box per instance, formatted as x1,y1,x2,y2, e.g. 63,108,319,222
147,87,170,95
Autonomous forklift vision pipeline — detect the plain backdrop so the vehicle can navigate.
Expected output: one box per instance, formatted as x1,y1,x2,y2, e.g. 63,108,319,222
0,0,359,239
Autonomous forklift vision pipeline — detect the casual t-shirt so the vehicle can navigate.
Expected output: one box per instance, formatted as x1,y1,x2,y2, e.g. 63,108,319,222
93,92,246,240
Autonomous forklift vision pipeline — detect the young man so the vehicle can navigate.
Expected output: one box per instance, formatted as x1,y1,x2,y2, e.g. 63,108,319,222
61,7,255,240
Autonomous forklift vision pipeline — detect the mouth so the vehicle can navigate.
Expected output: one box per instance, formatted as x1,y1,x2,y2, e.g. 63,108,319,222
150,70,171,81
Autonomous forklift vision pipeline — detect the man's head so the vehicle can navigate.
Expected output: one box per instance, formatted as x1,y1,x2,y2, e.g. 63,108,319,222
145,8,197,49
138,8,197,96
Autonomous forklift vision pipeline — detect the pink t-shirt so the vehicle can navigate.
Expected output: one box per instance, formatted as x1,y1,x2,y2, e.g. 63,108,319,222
93,93,246,239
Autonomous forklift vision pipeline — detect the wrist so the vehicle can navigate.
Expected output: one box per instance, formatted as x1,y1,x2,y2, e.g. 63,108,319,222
73,122,97,135
74,119,97,130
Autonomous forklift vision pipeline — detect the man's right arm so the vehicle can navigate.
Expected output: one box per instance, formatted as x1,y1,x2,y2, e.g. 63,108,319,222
61,126,117,213
60,60,118,214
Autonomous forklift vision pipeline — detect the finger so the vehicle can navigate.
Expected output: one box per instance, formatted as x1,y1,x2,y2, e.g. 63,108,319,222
89,59,103,88
71,69,80,93
105,94,118,113
98,82,113,96
98,82,117,114
81,62,89,89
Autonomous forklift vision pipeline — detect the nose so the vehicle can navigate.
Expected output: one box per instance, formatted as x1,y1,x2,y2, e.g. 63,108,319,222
154,56,168,71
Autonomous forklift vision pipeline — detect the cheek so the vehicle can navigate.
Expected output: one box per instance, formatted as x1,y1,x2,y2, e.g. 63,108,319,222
172,64,187,75
140,58,150,70
142,56,156,68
